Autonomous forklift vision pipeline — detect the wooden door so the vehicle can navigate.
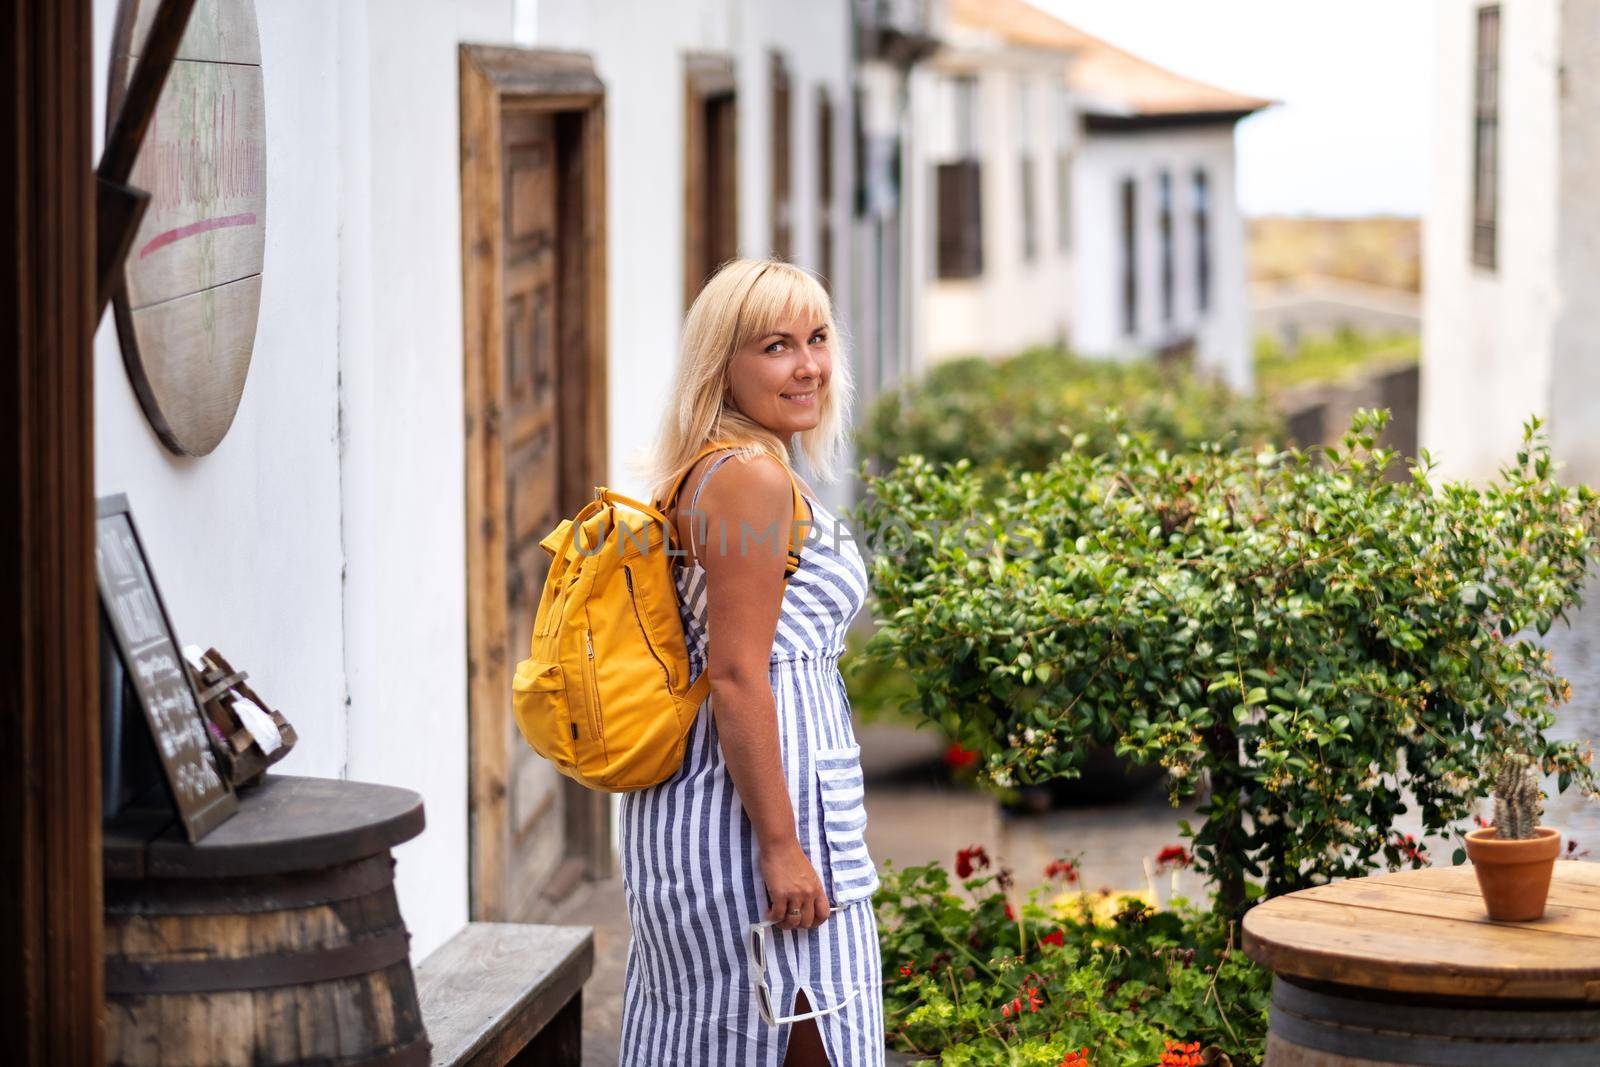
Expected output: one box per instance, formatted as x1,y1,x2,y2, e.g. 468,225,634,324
685,54,738,306
462,47,609,922
501,110,570,915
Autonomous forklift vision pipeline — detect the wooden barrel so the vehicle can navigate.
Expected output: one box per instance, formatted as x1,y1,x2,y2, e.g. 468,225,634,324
1244,863,1600,1067
103,775,430,1067
1265,977,1600,1065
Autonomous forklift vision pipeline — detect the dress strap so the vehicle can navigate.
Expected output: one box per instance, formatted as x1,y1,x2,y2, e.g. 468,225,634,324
687,451,738,562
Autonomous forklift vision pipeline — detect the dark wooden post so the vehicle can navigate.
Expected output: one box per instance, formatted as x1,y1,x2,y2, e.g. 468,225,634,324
0,0,104,1063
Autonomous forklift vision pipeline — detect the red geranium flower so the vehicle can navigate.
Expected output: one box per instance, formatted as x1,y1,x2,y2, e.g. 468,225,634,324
1154,845,1192,873
1159,1039,1202,1067
955,844,991,879
1044,858,1080,884
1059,1050,1091,1067
1391,832,1429,865
1004,902,1016,921
944,742,980,770
1039,929,1065,948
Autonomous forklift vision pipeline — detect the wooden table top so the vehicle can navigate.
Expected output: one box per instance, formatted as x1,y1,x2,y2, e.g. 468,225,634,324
103,774,426,880
1242,861,1600,1001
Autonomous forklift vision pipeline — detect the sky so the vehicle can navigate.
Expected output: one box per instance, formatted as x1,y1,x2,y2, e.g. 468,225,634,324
1040,0,1434,218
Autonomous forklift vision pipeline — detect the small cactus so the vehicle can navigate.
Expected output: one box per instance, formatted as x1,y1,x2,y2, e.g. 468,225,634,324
1492,754,1543,840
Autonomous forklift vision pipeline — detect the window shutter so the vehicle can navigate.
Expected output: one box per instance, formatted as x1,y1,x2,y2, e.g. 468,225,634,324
936,159,982,279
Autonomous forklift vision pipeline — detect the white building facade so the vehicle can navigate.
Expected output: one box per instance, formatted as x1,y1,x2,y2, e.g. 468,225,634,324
912,26,1079,360
1422,0,1600,483
92,0,516,960
521,0,859,508
914,0,1265,391
91,0,879,962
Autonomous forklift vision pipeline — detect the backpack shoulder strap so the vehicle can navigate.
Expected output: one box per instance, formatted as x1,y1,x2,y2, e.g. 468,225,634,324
660,442,806,578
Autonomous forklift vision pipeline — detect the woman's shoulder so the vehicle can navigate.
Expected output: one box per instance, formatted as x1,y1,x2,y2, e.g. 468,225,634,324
694,448,792,513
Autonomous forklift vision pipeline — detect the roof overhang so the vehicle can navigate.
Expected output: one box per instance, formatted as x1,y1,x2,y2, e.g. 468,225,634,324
1084,108,1263,132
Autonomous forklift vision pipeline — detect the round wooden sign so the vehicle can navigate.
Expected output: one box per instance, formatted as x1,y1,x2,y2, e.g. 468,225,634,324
109,0,266,457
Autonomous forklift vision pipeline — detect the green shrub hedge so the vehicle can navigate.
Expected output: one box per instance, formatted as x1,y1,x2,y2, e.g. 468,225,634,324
857,347,1279,475
858,413,1599,914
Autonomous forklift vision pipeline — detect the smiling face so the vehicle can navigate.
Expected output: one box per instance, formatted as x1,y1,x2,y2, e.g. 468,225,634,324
725,309,833,437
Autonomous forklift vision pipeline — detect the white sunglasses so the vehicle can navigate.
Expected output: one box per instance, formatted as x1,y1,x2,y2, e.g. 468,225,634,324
744,907,862,1026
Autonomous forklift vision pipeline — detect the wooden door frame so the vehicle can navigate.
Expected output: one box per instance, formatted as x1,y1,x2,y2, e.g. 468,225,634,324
1,0,104,1060
768,50,792,261
683,52,737,308
460,44,610,922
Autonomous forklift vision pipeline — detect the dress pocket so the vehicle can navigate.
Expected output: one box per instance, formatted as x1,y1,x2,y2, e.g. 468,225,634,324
814,743,879,905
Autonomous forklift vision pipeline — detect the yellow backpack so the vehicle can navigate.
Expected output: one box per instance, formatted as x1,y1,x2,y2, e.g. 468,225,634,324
512,442,809,792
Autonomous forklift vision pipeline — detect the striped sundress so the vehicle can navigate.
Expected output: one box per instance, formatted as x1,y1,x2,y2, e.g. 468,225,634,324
618,452,884,1066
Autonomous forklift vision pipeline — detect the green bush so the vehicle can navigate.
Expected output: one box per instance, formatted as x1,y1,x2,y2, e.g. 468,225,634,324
857,346,1279,476
877,855,1269,1066
842,629,921,726
858,413,1599,914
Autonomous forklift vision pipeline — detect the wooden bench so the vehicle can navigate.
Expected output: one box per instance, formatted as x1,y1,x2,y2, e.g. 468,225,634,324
417,922,594,1067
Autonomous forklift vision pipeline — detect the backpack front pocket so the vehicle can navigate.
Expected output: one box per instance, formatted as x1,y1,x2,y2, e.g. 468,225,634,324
511,659,574,765
814,743,879,905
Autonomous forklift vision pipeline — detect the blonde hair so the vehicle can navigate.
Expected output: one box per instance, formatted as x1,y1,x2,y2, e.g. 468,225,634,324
640,259,854,506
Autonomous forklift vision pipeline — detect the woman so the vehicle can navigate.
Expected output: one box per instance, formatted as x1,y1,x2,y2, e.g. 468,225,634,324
621,259,883,1066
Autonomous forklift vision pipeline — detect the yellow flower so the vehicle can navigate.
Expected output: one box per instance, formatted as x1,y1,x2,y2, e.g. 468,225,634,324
1050,888,1159,925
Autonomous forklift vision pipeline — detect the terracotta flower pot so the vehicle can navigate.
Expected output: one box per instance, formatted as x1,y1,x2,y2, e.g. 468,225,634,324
1464,826,1561,921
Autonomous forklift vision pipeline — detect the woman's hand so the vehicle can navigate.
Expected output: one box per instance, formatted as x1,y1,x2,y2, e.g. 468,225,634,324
760,837,831,930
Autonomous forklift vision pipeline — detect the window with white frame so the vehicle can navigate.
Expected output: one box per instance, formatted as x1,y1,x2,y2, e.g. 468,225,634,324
936,74,983,279
1055,85,1073,252
1120,176,1138,336
1158,170,1174,323
1018,79,1036,262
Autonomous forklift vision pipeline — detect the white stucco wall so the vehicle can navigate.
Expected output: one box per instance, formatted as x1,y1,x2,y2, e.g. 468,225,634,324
1071,125,1252,391
93,0,514,961
522,0,855,511
1422,0,1561,482
919,59,1077,363
1548,0,1600,484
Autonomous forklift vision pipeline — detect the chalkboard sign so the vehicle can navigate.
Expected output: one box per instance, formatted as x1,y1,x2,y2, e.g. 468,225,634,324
95,495,237,841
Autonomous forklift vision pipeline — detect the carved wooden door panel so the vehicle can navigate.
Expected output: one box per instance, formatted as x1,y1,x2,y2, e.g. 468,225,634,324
498,111,570,917
463,47,608,924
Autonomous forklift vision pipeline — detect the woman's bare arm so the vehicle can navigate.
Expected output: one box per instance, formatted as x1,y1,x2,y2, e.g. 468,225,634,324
690,453,830,930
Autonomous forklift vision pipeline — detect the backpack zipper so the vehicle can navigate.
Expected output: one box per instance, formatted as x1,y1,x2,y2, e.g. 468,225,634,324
582,628,603,743
623,565,673,688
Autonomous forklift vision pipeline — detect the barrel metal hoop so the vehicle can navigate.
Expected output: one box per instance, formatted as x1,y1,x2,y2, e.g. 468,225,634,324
105,854,395,916
105,926,412,994
1272,978,1600,1066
